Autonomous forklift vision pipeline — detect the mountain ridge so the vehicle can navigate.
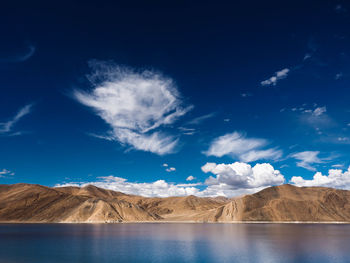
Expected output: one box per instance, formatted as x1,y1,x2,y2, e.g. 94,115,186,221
1,183,350,223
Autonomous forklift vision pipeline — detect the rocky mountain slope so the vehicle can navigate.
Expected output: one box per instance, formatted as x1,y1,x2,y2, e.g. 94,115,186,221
1,183,350,223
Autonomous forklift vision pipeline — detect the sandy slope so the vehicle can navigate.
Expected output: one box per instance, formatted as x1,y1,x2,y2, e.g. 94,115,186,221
209,184,350,222
1,183,350,223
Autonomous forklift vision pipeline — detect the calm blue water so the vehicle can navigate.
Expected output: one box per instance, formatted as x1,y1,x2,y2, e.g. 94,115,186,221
0,223,350,263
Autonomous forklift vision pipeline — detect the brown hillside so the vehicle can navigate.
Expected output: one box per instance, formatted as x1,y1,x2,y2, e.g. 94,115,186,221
210,184,350,222
1,183,350,223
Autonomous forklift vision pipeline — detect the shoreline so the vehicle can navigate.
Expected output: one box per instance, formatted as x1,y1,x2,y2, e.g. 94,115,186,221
1,220,350,224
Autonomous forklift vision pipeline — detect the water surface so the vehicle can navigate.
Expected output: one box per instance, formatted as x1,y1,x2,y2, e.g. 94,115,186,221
0,223,349,263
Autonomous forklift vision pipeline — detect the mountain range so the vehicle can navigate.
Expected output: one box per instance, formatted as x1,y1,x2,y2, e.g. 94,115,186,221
1,183,350,223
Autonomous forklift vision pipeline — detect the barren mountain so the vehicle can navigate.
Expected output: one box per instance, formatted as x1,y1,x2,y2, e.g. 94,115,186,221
1,183,350,223
209,184,350,222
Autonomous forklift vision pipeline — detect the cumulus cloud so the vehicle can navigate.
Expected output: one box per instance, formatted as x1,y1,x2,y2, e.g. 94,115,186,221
204,132,282,162
186,175,195,181
291,151,323,171
291,166,350,189
74,61,192,155
56,175,200,197
0,104,33,136
162,163,175,172
56,161,285,197
201,162,285,190
166,167,176,172
261,68,290,87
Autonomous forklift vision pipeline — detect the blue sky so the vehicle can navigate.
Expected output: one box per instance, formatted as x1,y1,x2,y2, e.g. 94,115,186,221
1,1,350,196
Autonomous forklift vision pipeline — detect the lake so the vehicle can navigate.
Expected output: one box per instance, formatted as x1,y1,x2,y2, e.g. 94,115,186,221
0,223,349,262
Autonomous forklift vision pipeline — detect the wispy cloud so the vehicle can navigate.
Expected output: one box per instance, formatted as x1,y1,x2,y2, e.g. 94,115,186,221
291,151,326,171
0,104,33,136
0,169,15,178
335,72,343,80
178,127,196,135
312,106,327,117
261,68,290,87
204,132,282,162
241,93,252,97
283,104,333,135
0,45,36,63
186,112,216,125
177,112,215,135
74,60,192,155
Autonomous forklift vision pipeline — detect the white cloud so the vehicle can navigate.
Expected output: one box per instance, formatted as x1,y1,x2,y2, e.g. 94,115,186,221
312,106,326,117
186,175,195,181
166,167,176,172
56,161,285,197
201,162,285,190
332,164,344,168
0,169,15,177
285,104,333,133
0,104,33,135
163,163,175,172
56,176,200,198
291,151,323,171
204,132,282,162
198,184,266,197
303,53,312,61
186,113,215,125
284,104,327,117
178,127,196,135
74,61,192,155
261,68,290,87
291,166,350,189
